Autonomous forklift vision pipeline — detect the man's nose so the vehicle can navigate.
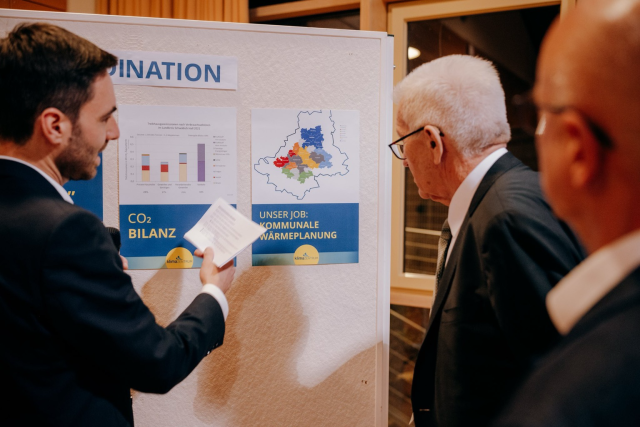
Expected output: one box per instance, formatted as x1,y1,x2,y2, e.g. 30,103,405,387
402,159,409,168
107,117,120,141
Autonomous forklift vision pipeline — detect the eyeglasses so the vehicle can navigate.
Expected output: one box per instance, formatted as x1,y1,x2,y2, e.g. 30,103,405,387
389,126,445,160
512,92,614,149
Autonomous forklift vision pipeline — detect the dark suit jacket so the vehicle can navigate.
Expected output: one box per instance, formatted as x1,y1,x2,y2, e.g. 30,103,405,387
493,266,640,427
0,159,226,426
411,152,585,427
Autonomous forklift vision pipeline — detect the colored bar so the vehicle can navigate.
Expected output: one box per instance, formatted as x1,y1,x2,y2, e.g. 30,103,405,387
197,143,205,182
141,154,150,182
179,153,187,182
160,162,169,182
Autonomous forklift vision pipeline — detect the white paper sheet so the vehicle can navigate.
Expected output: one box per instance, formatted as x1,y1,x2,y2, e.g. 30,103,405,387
184,199,266,266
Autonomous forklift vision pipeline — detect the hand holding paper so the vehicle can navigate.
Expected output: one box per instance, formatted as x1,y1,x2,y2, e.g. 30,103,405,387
196,247,236,293
185,198,267,267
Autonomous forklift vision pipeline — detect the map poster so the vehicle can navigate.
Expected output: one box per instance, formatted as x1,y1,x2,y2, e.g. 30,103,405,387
118,105,237,270
251,109,359,266
64,153,104,220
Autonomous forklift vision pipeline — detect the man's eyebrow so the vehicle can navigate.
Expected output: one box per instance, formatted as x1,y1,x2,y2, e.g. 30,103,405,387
101,106,117,120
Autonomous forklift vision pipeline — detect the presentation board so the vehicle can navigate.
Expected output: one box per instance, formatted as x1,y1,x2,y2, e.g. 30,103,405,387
0,9,393,426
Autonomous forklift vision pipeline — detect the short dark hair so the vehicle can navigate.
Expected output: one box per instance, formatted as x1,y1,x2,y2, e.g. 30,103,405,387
0,23,117,145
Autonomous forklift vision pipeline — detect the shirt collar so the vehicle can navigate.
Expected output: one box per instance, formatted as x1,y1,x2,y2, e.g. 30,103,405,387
447,147,508,239
547,229,640,335
0,155,74,204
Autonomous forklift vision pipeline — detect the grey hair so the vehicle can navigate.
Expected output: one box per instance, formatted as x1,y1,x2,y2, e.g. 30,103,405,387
394,55,511,157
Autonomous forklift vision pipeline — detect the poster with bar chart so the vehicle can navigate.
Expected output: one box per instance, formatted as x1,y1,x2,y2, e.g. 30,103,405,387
118,104,237,269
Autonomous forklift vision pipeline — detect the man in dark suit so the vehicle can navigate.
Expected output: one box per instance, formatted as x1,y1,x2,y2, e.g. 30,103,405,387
0,23,235,426
493,1,640,425
391,55,585,427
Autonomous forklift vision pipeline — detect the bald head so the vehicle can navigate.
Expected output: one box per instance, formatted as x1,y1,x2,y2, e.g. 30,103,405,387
535,0,640,252
536,0,640,165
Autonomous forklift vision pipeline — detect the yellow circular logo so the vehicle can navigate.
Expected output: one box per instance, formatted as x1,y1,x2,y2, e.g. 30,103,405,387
293,244,320,265
165,247,194,269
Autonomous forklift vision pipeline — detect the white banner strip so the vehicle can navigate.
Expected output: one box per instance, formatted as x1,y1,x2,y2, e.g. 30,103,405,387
108,50,237,90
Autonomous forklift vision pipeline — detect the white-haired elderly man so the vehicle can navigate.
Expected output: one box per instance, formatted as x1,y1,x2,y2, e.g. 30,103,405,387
392,55,585,427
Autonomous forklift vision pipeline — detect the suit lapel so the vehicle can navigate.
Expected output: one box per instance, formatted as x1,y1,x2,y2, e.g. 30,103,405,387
467,152,522,218
425,152,523,334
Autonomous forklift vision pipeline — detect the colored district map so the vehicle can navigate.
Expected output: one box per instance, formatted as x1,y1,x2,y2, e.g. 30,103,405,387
254,110,349,200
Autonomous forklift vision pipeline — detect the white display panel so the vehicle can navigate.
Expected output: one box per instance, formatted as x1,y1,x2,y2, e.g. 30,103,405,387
0,9,393,427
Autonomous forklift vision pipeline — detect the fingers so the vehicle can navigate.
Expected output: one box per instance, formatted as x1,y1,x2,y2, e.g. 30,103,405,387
194,247,213,258
198,247,217,286
201,247,214,265
197,248,235,292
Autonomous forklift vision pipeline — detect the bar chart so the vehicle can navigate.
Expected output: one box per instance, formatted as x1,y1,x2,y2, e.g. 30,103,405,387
179,153,187,181
133,138,209,183
118,104,237,206
141,154,150,181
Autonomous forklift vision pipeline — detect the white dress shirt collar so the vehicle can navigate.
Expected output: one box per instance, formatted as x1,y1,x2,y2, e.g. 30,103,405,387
445,148,508,263
546,229,640,335
0,155,74,204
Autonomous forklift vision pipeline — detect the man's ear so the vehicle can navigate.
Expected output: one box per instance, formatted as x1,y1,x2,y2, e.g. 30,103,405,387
424,125,444,165
561,111,605,189
37,107,72,148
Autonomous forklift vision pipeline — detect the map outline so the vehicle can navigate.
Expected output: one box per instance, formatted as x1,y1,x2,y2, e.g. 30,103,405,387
253,110,350,200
